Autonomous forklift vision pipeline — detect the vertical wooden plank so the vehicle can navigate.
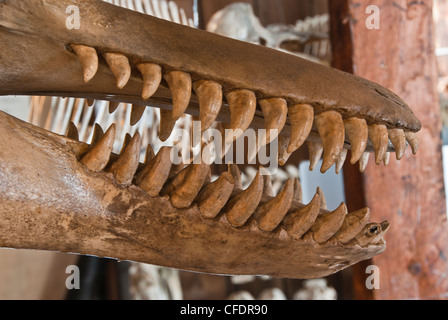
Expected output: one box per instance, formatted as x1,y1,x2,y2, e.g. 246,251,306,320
331,0,448,299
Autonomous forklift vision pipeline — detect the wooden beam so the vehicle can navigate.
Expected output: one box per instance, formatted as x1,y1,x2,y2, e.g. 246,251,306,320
330,0,448,299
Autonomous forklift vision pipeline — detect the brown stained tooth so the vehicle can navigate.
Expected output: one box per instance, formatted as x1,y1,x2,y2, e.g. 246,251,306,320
164,71,192,121
315,111,345,173
169,161,210,209
317,187,327,210
225,89,257,143
91,123,104,145
80,124,116,171
278,135,292,166
66,122,79,141
308,140,323,171
284,191,320,238
86,99,95,107
405,132,419,155
107,133,142,185
359,152,370,172
310,202,347,243
109,101,121,114
293,178,303,203
263,174,275,197
197,172,235,219
368,124,389,165
259,98,288,146
137,63,162,100
131,105,146,126
144,144,155,163
228,163,243,189
334,207,370,243
193,80,223,132
159,109,177,142
71,44,98,83
255,179,294,232
120,133,132,155
343,118,368,164
335,148,348,174
103,53,131,89
135,146,173,196
225,171,264,228
388,129,406,160
354,221,390,246
287,104,314,153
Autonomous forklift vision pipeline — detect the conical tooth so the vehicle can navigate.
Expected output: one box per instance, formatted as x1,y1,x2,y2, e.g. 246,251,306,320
137,63,162,100
71,44,98,83
368,124,389,165
310,202,347,243
315,111,345,173
308,140,323,171
344,118,368,164
278,135,292,166
263,174,275,197
316,187,327,210
120,133,132,155
159,109,177,142
131,105,146,126
66,122,79,141
287,104,314,153
107,133,142,185
86,99,95,107
334,207,370,243
193,80,223,132
259,98,288,146
388,129,406,160
225,89,257,143
144,144,155,163
80,124,116,171
335,148,348,174
228,163,243,190
354,221,390,246
405,132,419,155
197,172,235,218
103,53,131,89
169,161,210,209
255,179,294,232
91,123,104,145
293,178,303,203
359,152,370,172
109,101,120,114
225,171,264,227
164,71,192,121
284,191,320,238
135,146,173,196
383,152,390,166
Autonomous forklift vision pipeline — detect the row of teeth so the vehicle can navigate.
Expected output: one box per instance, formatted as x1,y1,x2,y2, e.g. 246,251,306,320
70,44,419,174
69,122,390,247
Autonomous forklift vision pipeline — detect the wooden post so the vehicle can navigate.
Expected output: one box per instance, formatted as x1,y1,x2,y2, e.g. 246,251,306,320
330,0,448,299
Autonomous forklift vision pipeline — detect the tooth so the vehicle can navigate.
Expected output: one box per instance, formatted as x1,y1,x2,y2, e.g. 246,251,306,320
80,124,116,171
66,122,79,141
334,207,370,243
307,140,324,171
137,63,162,100
225,171,264,227
120,133,132,155
169,162,210,209
255,179,294,232
383,152,390,166
368,124,389,165
287,104,314,153
315,111,345,173
278,135,292,166
359,152,370,172
405,132,419,155
354,221,390,246
335,148,348,174
284,191,320,238
159,109,177,142
310,202,347,243
317,187,327,210
293,178,303,203
135,146,173,196
164,71,192,121
228,163,243,189
71,44,98,83
259,98,288,146
263,174,275,197
109,101,120,114
103,53,131,89
144,144,155,163
388,129,406,160
91,123,104,145
86,99,95,107
131,105,146,126
107,133,142,185
193,80,223,132
343,118,368,164
197,172,235,218
225,89,257,143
